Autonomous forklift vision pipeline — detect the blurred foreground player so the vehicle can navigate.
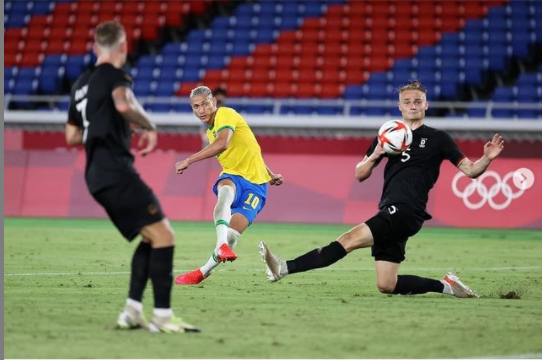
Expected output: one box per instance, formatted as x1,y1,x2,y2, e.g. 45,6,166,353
65,21,199,333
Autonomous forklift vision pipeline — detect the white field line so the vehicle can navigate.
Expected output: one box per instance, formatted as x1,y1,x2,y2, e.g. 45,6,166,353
467,353,542,359
4,266,540,277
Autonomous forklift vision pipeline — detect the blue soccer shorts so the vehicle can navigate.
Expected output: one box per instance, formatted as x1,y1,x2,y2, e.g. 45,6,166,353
213,173,268,225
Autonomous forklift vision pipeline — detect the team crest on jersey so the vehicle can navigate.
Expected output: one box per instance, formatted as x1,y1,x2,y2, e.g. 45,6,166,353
148,204,158,215
419,138,427,148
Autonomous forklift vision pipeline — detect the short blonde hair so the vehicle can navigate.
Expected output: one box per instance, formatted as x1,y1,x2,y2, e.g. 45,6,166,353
190,86,213,99
398,80,427,94
95,21,126,49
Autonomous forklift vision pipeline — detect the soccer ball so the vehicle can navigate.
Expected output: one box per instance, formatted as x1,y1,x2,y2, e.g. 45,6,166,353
377,120,413,155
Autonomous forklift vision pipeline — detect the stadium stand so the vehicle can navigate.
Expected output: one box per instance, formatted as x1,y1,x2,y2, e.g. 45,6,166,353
3,0,542,118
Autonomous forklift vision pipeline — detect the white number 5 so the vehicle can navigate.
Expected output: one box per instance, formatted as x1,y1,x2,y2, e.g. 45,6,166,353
401,148,411,162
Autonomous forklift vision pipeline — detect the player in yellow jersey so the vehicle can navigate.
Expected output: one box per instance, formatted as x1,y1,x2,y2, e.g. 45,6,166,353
174,86,284,284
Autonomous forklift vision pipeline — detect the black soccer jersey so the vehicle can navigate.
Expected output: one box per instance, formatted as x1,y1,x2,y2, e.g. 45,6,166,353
366,124,465,215
67,63,136,193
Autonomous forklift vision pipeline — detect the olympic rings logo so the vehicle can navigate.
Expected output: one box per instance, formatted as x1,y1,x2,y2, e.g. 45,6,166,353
451,171,525,210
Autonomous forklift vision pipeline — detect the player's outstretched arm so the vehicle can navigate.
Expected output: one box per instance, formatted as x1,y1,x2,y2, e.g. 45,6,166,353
355,144,385,182
458,133,504,179
175,128,233,174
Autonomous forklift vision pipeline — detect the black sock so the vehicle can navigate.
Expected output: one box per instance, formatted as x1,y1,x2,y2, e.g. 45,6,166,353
149,246,174,309
128,241,152,302
392,275,444,295
286,241,347,274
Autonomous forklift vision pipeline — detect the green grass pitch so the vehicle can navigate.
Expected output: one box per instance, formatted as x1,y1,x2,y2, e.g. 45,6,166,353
4,217,542,358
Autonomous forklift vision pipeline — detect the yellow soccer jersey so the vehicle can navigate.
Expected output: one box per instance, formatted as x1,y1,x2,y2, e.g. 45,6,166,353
207,107,271,184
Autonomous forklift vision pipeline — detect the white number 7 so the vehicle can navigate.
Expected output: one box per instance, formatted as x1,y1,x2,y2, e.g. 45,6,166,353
75,98,89,143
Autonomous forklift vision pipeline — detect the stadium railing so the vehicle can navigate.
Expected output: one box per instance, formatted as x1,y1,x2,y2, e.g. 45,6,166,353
4,95,542,132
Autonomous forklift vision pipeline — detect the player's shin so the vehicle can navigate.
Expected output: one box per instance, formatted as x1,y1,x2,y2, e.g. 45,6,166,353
227,228,241,249
392,275,444,295
128,241,151,302
149,246,174,308
286,241,347,274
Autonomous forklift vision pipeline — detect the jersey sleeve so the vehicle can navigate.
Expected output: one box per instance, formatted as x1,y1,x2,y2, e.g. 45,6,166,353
365,137,378,157
216,108,241,133
106,66,133,91
66,82,83,127
440,131,465,166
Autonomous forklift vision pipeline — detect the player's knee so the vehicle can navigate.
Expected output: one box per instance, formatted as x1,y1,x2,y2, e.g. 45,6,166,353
376,279,396,294
338,226,369,252
143,220,175,247
214,185,235,218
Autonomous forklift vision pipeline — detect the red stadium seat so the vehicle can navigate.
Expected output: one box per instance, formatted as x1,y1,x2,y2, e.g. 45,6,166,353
49,27,71,41
296,82,319,98
45,39,67,54
5,52,20,67
227,81,250,97
5,39,22,54
320,83,343,99
269,81,295,98
75,1,99,14
250,82,270,98
19,52,43,67
54,2,75,16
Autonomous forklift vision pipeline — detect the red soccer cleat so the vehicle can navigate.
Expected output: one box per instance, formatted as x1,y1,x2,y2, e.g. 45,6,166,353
175,269,207,285
215,243,237,262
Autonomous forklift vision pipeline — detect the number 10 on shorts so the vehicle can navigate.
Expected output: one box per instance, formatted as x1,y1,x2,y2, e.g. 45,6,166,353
244,193,260,209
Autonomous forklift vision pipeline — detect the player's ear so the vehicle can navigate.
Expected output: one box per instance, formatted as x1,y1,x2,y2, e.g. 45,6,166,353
121,40,128,54
92,43,100,57
425,101,429,110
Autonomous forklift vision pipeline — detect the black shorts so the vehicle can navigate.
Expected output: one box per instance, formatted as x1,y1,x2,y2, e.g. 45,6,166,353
91,175,165,241
365,205,429,263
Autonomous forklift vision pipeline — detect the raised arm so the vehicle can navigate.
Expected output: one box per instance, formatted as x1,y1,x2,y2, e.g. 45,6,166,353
175,128,234,174
458,134,504,179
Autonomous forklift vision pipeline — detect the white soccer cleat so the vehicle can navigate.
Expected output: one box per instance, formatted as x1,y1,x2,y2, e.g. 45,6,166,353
442,272,480,298
148,314,201,334
259,241,287,282
117,306,148,330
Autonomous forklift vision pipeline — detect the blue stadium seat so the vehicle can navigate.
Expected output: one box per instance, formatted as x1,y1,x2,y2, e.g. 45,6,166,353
154,81,177,97
244,104,273,114
65,55,89,80
4,14,28,27
254,28,276,43
492,87,516,101
280,15,300,30
31,1,54,15
39,67,63,94
10,1,30,14
492,109,514,118
343,85,364,100
136,67,156,81
16,68,38,80
42,55,66,67
315,105,343,115
133,80,153,97
206,55,227,69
